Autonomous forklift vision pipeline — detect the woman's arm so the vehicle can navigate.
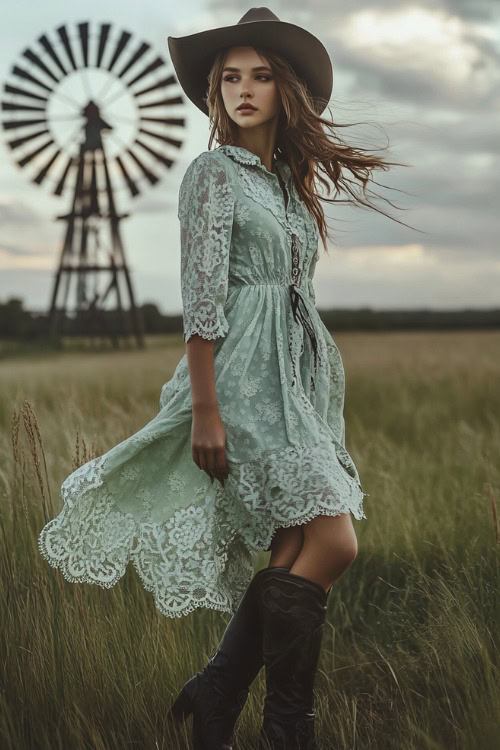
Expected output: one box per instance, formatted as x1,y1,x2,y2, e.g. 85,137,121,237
186,335,218,411
178,152,235,487
186,335,228,486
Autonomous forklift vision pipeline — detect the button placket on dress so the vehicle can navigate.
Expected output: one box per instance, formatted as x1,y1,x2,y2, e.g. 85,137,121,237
276,169,321,392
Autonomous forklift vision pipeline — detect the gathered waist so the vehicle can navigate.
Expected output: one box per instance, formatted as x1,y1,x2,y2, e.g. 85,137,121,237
228,280,320,392
228,280,311,293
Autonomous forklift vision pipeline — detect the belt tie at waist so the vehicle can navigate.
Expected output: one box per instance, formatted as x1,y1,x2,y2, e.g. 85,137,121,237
289,282,320,392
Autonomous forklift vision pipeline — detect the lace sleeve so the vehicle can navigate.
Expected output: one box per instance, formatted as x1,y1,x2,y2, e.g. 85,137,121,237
178,152,235,343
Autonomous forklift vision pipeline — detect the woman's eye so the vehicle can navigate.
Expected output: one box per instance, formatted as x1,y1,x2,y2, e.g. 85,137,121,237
224,75,271,82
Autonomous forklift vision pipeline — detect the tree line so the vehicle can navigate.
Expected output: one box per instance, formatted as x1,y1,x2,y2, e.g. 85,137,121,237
1,296,499,341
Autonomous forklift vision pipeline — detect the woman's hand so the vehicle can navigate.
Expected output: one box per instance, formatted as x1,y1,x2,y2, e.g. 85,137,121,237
191,404,229,487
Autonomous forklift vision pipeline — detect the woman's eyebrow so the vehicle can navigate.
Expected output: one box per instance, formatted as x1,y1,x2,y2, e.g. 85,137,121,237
222,66,272,73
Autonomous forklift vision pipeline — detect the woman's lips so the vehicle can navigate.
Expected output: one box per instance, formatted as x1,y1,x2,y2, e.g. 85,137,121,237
237,107,257,113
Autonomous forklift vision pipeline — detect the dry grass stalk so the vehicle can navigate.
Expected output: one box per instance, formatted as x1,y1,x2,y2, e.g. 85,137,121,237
20,399,50,522
71,428,99,472
73,428,81,473
487,482,499,545
10,408,20,465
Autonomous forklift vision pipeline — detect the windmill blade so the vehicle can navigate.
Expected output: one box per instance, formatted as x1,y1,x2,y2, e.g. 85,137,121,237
7,127,50,150
78,23,89,67
108,31,131,72
115,155,140,197
2,101,46,113
133,75,176,98
118,42,150,80
17,137,54,167
126,148,159,185
38,34,68,77
57,25,78,71
2,117,47,130
137,127,183,149
96,24,111,68
137,95,183,110
23,48,60,84
33,148,61,184
127,57,165,88
4,83,48,103
139,116,185,127
135,138,173,169
54,155,74,196
12,64,54,93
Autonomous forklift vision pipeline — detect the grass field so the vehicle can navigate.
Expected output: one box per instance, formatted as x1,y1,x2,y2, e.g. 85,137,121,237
0,330,498,750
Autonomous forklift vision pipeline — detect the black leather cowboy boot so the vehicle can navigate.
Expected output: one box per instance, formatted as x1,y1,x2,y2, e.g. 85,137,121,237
255,568,329,750
168,566,291,750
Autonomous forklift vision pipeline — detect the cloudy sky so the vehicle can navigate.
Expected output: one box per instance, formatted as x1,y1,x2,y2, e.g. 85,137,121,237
0,0,498,314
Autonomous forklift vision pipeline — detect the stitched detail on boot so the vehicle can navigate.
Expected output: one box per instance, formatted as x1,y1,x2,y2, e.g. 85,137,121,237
261,583,327,623
262,585,311,618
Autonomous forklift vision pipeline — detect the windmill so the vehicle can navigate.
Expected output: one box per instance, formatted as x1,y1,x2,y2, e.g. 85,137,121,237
1,21,186,347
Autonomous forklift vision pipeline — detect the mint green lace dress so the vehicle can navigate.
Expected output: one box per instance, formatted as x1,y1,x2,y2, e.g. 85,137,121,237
38,145,368,618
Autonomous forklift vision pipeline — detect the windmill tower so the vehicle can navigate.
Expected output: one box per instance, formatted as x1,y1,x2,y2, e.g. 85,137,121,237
1,21,186,348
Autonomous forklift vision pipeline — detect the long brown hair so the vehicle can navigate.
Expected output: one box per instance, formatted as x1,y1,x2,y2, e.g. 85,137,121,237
205,46,420,253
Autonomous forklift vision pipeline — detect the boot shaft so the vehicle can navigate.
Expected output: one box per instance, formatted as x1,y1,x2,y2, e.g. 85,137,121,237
256,568,328,744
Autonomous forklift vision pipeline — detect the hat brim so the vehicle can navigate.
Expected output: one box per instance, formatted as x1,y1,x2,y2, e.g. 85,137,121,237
167,19,333,117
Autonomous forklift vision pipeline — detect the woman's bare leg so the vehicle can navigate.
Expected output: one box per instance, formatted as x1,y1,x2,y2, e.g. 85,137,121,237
289,513,358,592
268,525,304,568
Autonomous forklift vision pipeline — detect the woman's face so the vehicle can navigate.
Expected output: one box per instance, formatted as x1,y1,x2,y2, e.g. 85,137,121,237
220,46,281,131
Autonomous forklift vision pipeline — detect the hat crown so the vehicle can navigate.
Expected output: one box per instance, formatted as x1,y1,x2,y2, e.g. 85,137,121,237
167,7,333,118
237,7,280,25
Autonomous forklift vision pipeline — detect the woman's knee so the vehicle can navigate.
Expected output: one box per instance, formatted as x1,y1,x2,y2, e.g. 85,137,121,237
340,530,358,567
303,513,358,569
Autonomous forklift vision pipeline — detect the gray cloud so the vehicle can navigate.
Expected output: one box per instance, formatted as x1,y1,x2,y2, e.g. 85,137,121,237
0,241,42,257
0,200,44,228
390,115,500,157
325,20,500,114
440,0,498,22
209,0,500,24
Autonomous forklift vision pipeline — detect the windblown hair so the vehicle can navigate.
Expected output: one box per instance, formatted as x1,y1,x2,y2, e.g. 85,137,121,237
205,46,418,252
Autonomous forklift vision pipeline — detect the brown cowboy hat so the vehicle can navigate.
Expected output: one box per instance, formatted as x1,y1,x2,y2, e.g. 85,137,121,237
167,7,333,117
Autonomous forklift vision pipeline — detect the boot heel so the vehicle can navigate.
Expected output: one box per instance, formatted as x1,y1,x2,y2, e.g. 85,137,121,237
168,684,194,721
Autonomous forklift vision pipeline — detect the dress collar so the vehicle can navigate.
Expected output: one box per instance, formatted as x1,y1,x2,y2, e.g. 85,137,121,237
216,144,291,182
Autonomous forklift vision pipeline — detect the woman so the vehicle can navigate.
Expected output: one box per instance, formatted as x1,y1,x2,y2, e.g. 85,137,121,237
39,7,411,750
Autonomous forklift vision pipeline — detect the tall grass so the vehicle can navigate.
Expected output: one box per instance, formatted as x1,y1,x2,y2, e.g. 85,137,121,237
0,331,499,749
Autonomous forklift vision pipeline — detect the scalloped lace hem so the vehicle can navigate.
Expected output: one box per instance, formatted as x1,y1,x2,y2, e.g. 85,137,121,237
38,439,368,619
38,501,367,619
